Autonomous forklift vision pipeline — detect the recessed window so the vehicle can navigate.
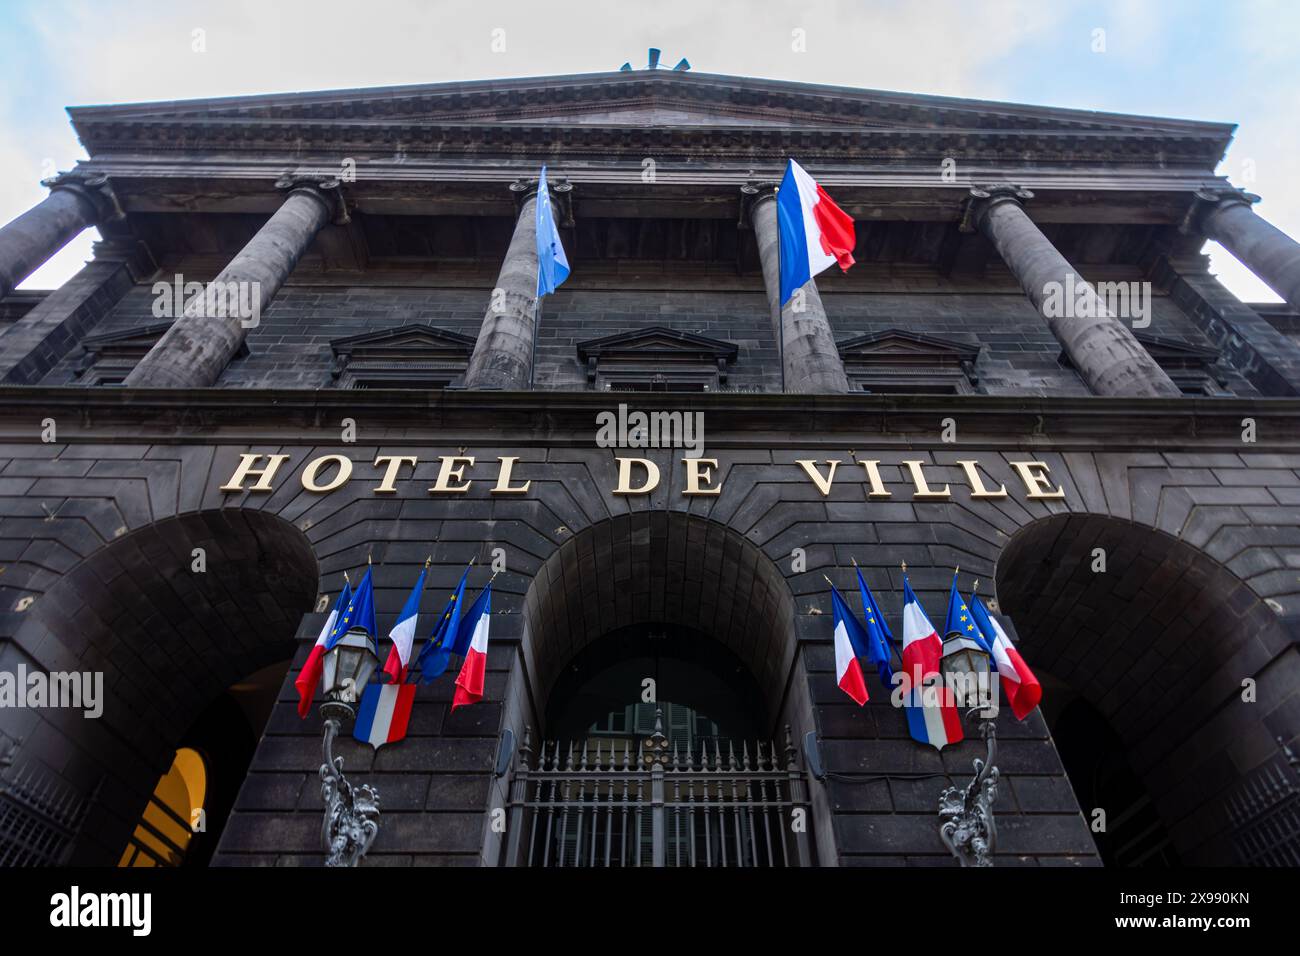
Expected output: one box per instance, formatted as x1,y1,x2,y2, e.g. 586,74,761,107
118,747,207,867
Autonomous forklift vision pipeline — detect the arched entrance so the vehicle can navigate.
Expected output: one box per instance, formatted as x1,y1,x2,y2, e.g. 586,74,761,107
996,514,1297,865
497,511,822,867
0,510,318,866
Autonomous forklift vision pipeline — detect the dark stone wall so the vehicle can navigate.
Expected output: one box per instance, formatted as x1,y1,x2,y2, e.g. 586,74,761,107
35,264,1265,397
0,395,1296,866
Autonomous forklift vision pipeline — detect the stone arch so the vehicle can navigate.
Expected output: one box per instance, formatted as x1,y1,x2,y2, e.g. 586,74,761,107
995,512,1297,865
1,509,318,865
519,511,799,734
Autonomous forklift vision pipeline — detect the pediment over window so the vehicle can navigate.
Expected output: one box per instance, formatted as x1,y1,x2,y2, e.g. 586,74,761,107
837,329,980,394
576,326,739,390
1132,333,1220,369
329,324,476,389
1058,332,1227,395
75,321,249,385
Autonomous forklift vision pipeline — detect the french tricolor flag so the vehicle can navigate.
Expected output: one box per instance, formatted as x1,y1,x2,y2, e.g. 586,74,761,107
295,579,350,719
829,585,869,706
382,562,428,684
970,592,1042,720
451,583,492,710
776,158,856,306
901,575,963,750
354,682,416,749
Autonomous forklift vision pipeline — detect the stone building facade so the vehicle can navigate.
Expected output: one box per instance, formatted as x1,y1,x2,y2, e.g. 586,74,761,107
0,70,1299,868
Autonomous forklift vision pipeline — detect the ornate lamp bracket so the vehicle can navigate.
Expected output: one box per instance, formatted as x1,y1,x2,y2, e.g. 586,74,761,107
318,700,380,867
938,710,1000,867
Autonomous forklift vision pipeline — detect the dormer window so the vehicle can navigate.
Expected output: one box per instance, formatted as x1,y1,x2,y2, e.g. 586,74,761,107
837,329,980,395
576,326,738,392
329,325,476,390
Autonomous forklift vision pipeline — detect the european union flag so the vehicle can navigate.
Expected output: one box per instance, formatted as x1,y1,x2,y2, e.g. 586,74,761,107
943,572,992,655
535,165,570,298
335,565,378,652
417,564,470,682
855,567,895,685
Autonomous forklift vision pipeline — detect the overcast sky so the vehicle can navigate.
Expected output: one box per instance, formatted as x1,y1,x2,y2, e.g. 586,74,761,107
1,0,1296,302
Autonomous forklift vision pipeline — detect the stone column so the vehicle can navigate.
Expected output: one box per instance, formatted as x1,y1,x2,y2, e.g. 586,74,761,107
968,185,1180,398
746,186,850,394
124,176,342,388
464,178,564,390
0,171,121,300
1190,187,1300,314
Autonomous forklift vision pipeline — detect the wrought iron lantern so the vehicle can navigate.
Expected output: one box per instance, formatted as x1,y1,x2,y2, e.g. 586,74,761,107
937,632,1000,867
318,627,381,867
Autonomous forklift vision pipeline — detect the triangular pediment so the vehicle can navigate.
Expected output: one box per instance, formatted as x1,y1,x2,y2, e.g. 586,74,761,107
1058,332,1219,372
330,324,476,361
81,321,174,356
577,326,739,363
69,70,1233,145
837,329,980,366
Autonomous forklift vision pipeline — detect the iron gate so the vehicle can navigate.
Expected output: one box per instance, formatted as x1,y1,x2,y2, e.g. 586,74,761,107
503,711,814,867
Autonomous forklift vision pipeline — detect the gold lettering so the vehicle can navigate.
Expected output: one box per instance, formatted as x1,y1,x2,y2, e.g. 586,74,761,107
1010,460,1065,499
859,460,892,499
902,460,950,500
956,460,1007,499
372,455,417,494
492,456,531,495
302,454,353,493
796,459,840,497
682,458,721,496
430,455,474,494
220,453,290,493
613,457,660,496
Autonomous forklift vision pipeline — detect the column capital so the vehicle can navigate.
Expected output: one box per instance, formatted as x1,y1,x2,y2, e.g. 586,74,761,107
274,174,350,225
509,176,574,225
41,170,123,225
1182,185,1261,236
738,181,779,229
960,184,1034,233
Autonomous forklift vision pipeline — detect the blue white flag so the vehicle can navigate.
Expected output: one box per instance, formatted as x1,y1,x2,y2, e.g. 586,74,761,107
536,165,570,298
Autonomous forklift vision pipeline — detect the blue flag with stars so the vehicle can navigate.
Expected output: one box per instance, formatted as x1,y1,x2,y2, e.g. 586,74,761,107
334,565,378,653
855,567,895,685
535,165,570,298
417,563,470,682
943,572,992,654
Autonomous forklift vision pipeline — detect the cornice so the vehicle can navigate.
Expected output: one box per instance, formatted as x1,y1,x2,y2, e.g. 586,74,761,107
0,387,1296,452
70,117,1229,169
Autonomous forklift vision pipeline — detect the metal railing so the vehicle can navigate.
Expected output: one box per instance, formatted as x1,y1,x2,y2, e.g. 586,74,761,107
1228,735,1300,867
0,749,94,867
503,710,814,867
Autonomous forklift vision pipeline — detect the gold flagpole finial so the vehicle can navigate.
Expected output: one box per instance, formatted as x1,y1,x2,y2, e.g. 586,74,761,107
425,555,432,568
972,579,980,595
822,574,835,587
954,565,960,576
850,556,858,568
343,570,350,583
901,560,907,573
469,555,478,567
367,553,373,565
